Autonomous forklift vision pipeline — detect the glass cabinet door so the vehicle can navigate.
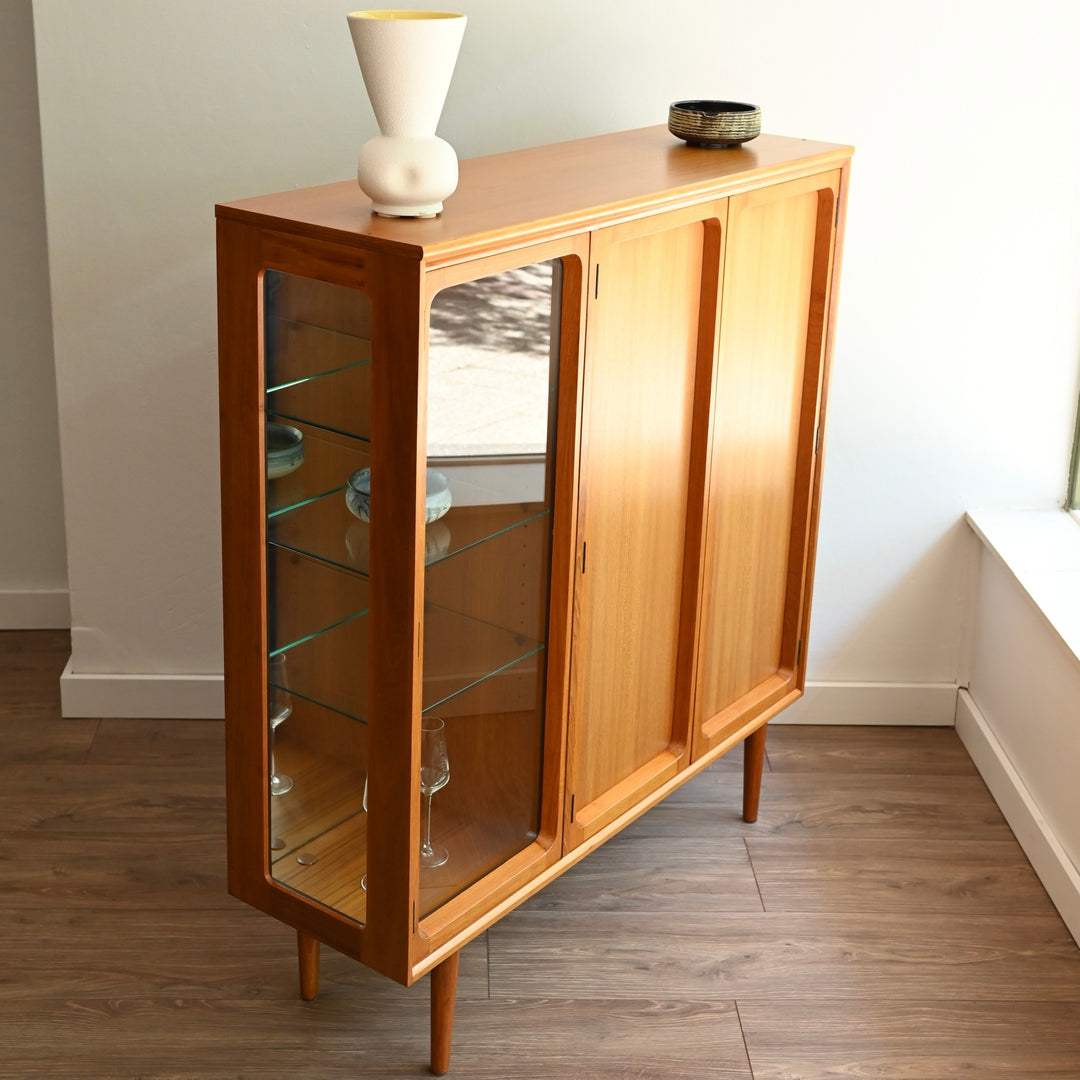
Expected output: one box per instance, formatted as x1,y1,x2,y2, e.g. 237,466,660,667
261,270,374,925
418,261,562,917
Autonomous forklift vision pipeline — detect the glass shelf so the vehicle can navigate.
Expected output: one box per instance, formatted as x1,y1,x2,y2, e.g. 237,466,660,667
268,695,368,926
268,682,545,926
268,544,370,658
417,673,545,917
264,267,372,386
272,603,544,726
269,486,550,579
266,315,370,390
267,352,371,444
275,809,367,924
266,419,370,519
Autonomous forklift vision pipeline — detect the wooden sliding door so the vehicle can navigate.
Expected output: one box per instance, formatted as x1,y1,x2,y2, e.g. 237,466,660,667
566,205,723,847
692,172,841,758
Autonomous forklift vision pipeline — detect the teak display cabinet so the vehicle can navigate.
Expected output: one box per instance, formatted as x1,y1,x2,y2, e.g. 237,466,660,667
217,124,851,1073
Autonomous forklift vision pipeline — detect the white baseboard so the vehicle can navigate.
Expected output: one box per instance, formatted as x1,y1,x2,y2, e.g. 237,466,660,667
775,680,958,725
955,688,1080,944
60,658,224,719
53,673,956,727
0,588,70,629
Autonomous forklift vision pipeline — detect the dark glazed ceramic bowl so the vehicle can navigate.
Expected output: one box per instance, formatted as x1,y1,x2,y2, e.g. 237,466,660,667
266,422,305,479
668,100,761,148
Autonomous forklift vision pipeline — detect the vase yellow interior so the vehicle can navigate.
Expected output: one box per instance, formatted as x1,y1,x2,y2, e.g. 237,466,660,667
348,10,464,19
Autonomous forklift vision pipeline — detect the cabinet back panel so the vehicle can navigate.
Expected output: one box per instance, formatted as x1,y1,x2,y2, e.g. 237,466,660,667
696,187,821,723
571,220,704,812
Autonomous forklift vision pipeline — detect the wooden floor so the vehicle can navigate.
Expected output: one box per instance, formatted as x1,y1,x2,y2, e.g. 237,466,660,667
4,629,1080,1078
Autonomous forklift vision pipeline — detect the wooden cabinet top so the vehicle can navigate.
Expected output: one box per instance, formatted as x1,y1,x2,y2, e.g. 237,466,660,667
216,124,852,266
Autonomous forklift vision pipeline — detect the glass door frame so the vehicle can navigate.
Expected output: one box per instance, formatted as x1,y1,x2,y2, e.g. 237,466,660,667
219,223,415,978
220,221,590,982
411,232,589,963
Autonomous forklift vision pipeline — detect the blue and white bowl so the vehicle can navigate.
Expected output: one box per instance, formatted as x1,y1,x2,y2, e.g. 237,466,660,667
345,467,452,524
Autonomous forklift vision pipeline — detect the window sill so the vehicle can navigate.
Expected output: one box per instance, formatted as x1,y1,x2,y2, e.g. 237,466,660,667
965,508,1080,665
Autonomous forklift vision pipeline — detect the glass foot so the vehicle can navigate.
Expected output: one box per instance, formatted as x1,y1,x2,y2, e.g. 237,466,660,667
420,843,449,869
271,773,293,796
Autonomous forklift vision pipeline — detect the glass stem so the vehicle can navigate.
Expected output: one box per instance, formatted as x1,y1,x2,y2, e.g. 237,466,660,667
422,790,435,855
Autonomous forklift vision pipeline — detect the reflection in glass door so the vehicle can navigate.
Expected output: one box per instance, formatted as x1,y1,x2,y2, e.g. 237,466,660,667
420,261,562,916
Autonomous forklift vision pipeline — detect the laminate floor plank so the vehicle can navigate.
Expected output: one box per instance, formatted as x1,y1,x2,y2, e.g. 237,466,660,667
764,724,979,775
0,629,69,723
738,999,1080,1079
0,629,70,658
0,907,489,1002
0,763,224,833
444,997,752,1079
0,831,233,909
0,996,748,1080
747,837,1058,915
0,717,99,763
523,835,763,913
705,738,749,772
87,717,226,765
3,632,1079,1077
488,911,1080,1002
624,771,1012,842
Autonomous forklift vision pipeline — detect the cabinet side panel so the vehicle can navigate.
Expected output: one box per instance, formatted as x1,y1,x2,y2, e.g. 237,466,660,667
219,219,270,906
573,220,704,810
697,189,819,721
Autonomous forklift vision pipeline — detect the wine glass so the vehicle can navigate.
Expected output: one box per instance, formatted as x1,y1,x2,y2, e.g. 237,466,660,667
268,653,293,796
420,716,450,868
361,774,368,892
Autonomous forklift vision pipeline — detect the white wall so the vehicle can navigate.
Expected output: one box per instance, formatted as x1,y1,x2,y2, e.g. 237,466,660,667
958,543,1080,941
28,1,1080,713
0,0,67,628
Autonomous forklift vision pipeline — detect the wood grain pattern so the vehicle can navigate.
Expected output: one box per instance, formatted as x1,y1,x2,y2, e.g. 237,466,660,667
0,717,96,764
0,629,72,729
747,837,1059,915
693,176,839,758
446,998,753,1080
0,907,489,1002
430,950,460,1075
742,723,767,822
85,717,224,765
519,835,762,913
298,929,320,1000
625,767,1016,841
567,213,705,835
0,834,232,909
0,763,223,834
0,997,752,1080
488,910,1080,1002
764,723,980,775
3,638,1080,1076
217,131,853,1006
795,158,852,696
739,1000,1080,1079
217,127,850,270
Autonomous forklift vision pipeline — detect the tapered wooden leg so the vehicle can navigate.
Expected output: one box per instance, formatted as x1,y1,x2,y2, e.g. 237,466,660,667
742,724,767,823
297,930,319,1001
430,951,460,1076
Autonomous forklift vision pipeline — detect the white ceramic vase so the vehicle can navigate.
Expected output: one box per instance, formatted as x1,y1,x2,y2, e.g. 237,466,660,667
347,10,467,218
